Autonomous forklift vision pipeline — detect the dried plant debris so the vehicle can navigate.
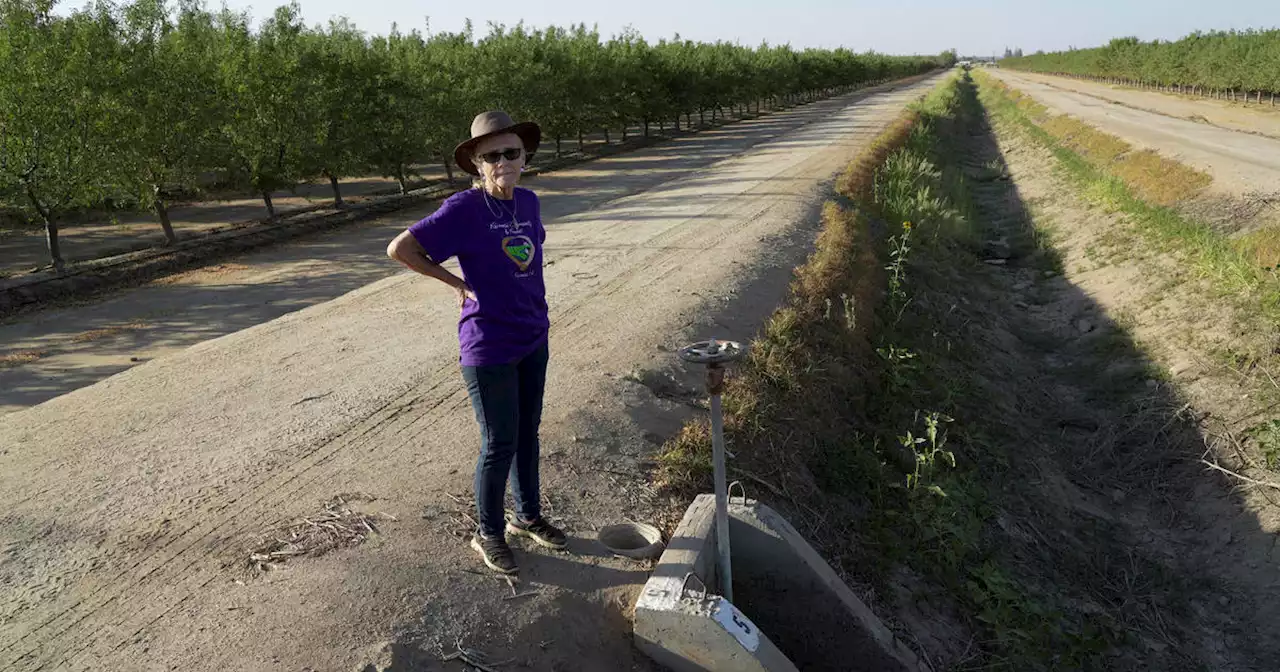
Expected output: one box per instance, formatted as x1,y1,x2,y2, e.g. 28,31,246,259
441,638,515,671
248,493,395,571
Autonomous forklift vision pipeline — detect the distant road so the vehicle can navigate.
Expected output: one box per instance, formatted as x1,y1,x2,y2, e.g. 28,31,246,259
988,69,1280,198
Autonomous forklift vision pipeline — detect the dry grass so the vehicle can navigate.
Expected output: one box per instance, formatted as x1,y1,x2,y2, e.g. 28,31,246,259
0,349,47,368
988,75,1213,208
1041,116,1130,164
247,493,394,571
656,106,920,495
70,322,148,343
1239,225,1280,268
1041,115,1210,206
1113,149,1212,206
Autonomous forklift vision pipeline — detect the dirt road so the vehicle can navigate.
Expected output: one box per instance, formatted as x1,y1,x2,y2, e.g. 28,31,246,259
0,171,442,278
1000,70,1280,140
0,75,943,672
0,102,878,417
986,68,1280,197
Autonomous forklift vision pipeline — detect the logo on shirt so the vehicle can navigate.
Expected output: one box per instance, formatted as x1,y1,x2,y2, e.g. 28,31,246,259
502,235,535,272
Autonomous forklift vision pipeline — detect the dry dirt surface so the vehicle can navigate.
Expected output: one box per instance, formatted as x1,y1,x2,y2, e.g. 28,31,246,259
0,75,943,672
967,83,1280,668
0,171,442,278
1003,70,1280,140
987,68,1280,199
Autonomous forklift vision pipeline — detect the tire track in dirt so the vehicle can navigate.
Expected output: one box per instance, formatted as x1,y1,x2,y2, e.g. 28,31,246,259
11,177,815,670
7,185,771,670
53,178,831,670
3,368,461,667
0,77,944,672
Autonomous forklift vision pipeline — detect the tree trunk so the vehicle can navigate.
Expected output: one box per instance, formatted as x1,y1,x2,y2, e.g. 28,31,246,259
555,136,562,157
644,118,651,137
152,184,177,244
443,155,455,185
577,129,584,152
604,128,611,144
396,167,408,195
25,184,63,271
698,109,704,126
621,125,627,142
327,173,344,207
262,191,276,218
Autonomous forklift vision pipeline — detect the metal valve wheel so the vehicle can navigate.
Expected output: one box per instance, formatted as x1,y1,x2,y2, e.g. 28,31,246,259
678,339,747,365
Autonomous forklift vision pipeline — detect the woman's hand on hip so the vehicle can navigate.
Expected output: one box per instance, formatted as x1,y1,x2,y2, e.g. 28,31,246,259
456,284,477,308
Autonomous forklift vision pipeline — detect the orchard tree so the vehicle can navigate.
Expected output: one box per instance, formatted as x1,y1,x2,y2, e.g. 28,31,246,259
604,28,658,139
217,2,321,217
301,17,375,206
0,0,124,269
421,25,480,183
366,26,433,193
117,0,225,242
1,0,952,272
1004,29,1279,97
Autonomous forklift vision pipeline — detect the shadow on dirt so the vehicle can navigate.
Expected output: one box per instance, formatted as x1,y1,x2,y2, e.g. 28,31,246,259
0,82,937,416
873,75,1280,670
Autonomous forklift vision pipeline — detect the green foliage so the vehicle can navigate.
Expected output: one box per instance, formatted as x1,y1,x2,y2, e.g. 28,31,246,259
861,74,1141,669
1,0,951,264
1246,419,1280,469
1003,29,1280,94
902,410,955,495
0,0,127,264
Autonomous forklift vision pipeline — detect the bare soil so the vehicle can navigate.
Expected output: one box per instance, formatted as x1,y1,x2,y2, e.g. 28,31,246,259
0,171,437,278
1004,70,1280,140
0,77,943,672
935,82,1280,669
0,129,645,279
988,69,1280,201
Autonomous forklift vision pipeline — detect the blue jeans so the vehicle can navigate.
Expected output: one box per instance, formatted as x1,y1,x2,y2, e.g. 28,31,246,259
461,342,549,537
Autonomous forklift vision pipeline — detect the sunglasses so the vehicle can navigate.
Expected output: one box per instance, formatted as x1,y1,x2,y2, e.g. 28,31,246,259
478,147,524,164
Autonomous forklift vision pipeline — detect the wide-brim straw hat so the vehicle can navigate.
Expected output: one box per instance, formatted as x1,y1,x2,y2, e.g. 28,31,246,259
453,110,542,176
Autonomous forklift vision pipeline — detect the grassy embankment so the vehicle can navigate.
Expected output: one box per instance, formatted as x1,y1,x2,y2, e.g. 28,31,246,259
976,70,1280,465
655,71,1194,669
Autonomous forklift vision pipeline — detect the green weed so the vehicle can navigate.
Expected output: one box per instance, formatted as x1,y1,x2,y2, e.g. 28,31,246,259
1247,419,1280,469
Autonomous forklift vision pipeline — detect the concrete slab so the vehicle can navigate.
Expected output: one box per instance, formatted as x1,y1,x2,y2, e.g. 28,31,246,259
634,494,933,672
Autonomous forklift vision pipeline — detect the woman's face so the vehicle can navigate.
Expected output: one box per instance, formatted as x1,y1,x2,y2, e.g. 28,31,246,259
474,133,525,191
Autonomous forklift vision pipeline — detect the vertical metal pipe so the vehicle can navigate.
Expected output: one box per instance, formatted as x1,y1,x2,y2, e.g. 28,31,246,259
710,389,733,602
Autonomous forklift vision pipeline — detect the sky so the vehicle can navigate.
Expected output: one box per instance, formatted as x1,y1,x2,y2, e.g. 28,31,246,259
59,0,1280,57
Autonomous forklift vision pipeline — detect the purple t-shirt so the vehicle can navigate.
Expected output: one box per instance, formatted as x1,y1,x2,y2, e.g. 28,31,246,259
408,187,549,367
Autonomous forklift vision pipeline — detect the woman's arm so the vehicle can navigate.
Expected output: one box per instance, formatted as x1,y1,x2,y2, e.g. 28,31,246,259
386,230,476,306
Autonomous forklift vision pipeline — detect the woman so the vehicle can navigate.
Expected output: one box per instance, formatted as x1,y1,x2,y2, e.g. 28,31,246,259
387,110,565,574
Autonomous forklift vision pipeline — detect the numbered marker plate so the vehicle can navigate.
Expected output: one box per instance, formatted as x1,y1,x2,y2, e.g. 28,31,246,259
713,598,760,653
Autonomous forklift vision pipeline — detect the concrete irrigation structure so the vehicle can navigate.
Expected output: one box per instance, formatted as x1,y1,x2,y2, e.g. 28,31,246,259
633,494,933,671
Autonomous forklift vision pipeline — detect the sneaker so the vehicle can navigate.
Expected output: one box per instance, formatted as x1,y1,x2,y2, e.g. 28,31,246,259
470,533,519,574
506,515,568,550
